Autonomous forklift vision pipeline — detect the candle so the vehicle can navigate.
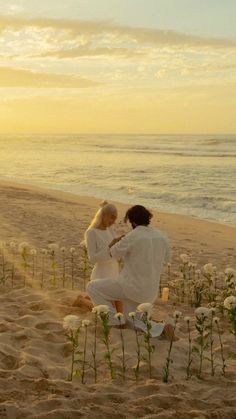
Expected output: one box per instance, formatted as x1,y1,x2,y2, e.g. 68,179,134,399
161,287,169,301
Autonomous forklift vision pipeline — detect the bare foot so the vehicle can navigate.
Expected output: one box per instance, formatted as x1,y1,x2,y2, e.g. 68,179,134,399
72,294,93,310
162,324,179,341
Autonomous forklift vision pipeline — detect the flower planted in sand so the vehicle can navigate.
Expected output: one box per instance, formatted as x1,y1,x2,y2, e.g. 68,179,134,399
91,306,100,383
137,303,154,379
30,249,37,285
0,241,7,285
224,296,236,338
48,243,59,286
129,311,141,381
97,305,115,379
193,307,210,379
162,311,181,383
40,249,47,288
213,316,226,376
184,316,192,379
70,247,76,290
18,242,30,286
9,241,17,288
208,308,216,376
60,247,66,288
224,268,235,292
115,312,126,381
81,319,91,384
63,315,81,381
202,264,217,303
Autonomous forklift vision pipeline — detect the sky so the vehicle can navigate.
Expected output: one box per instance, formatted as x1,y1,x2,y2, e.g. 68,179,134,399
0,0,236,134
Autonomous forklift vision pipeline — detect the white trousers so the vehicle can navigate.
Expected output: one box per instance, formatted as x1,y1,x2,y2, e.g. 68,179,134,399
87,277,137,320
86,278,164,337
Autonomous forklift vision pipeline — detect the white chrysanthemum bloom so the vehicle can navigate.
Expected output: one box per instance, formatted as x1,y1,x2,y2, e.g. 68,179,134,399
114,312,124,321
92,305,110,315
70,247,76,254
18,241,29,252
63,315,81,331
213,317,220,324
61,247,66,253
225,268,235,277
128,312,136,318
82,319,91,327
180,254,189,264
48,243,59,252
173,310,182,319
41,248,48,255
195,307,211,318
224,296,236,310
203,263,214,275
30,249,37,256
184,316,191,323
137,303,153,317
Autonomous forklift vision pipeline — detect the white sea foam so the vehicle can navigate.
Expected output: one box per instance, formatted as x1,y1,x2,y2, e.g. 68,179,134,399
0,134,235,225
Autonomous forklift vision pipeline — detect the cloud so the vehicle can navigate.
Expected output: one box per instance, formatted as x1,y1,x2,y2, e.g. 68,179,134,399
0,15,236,50
0,66,101,88
40,45,145,59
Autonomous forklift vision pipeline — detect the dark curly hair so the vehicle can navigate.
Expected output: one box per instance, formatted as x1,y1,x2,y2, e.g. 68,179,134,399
124,205,153,226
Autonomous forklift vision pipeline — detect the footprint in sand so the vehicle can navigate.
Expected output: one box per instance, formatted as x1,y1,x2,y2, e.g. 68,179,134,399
0,352,20,370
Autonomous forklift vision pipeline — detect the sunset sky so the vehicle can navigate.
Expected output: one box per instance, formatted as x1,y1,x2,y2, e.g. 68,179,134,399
0,0,236,134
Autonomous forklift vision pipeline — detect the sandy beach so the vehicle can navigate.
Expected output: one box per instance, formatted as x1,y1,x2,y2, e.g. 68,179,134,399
0,180,236,419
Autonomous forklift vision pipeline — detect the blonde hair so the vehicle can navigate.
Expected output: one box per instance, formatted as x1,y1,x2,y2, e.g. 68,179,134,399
87,201,118,230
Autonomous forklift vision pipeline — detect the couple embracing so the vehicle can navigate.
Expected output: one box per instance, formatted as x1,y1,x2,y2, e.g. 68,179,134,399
80,201,172,338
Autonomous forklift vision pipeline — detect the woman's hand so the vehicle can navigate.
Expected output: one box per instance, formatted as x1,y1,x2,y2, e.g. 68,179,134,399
109,235,125,248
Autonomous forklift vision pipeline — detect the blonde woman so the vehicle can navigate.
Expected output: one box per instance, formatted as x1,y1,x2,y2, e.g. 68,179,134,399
73,201,123,312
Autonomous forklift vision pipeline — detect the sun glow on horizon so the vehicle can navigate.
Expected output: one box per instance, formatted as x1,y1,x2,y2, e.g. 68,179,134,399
0,1,236,134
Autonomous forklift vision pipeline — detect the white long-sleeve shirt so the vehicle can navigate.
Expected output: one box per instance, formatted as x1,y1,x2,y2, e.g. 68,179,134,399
110,225,170,303
85,227,120,280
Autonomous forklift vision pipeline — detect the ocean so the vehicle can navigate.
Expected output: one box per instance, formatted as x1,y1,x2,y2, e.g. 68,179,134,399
0,134,236,225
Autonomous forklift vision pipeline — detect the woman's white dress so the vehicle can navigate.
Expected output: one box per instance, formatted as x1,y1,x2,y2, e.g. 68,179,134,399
85,227,120,280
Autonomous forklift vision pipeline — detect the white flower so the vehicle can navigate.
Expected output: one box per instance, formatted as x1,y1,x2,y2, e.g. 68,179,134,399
195,307,211,318
184,316,191,323
92,305,110,315
114,312,124,321
9,241,17,249
180,254,189,264
41,248,48,255
224,296,236,310
70,247,76,254
30,249,37,256
203,263,214,275
128,312,136,318
82,319,91,327
18,241,29,252
48,243,59,253
61,247,66,253
213,317,220,324
173,310,182,320
225,268,235,277
48,243,59,251
63,315,81,331
137,303,153,317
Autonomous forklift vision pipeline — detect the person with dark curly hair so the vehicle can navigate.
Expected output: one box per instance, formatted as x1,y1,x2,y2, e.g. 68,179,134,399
87,204,171,337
